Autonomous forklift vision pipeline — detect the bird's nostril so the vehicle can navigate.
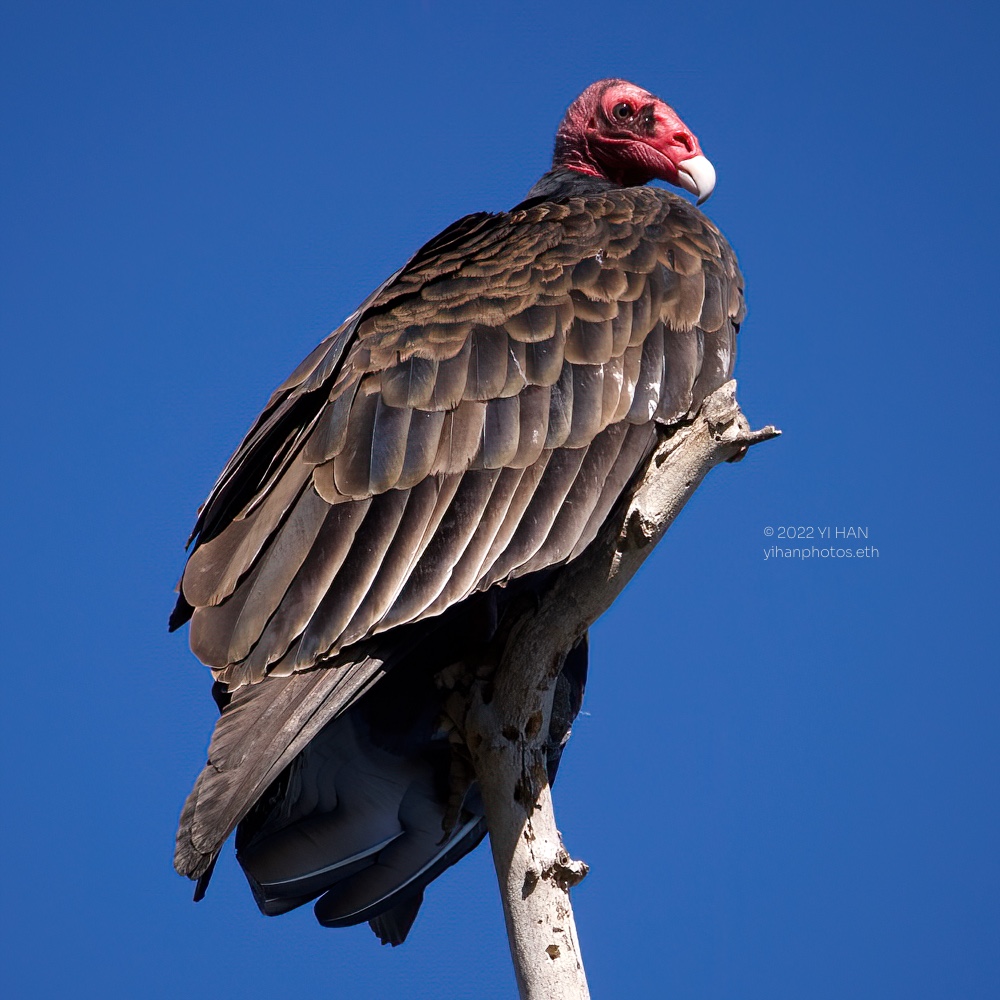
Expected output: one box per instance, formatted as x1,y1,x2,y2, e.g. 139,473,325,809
673,132,694,153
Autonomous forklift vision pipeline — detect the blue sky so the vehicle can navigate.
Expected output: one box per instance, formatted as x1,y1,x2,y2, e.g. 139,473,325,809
2,2,998,997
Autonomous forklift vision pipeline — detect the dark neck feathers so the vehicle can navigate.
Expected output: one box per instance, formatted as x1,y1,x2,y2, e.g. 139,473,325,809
521,168,617,204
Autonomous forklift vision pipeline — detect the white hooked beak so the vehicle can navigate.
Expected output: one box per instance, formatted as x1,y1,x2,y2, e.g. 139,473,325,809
676,154,717,205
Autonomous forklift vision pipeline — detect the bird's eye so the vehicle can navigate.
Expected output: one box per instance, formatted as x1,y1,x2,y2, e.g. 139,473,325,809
612,102,634,121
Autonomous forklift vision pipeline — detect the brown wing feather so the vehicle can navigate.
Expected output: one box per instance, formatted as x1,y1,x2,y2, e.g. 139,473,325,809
175,657,389,878
181,187,743,687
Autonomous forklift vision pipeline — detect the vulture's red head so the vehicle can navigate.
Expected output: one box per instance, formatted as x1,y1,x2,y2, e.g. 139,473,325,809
553,79,716,203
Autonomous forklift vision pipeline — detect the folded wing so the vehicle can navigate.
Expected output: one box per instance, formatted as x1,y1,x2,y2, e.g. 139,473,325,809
173,186,744,905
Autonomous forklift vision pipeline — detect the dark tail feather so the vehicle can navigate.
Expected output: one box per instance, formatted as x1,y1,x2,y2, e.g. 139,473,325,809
368,891,425,946
192,853,218,902
178,594,588,945
174,655,387,881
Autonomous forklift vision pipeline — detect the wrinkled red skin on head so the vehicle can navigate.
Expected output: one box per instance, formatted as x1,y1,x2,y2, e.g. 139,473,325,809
553,79,704,188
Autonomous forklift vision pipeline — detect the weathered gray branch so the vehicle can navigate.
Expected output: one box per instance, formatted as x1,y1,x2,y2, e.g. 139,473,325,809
463,381,779,1000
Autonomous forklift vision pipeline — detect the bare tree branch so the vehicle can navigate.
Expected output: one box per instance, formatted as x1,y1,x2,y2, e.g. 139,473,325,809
463,381,779,1000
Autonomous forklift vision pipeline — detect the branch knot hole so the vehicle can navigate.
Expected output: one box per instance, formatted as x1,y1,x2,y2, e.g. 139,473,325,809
522,868,539,899
542,849,590,891
524,711,543,740
622,509,655,551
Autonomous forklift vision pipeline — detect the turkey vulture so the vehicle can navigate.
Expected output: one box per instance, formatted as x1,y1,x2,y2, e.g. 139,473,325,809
172,78,743,946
